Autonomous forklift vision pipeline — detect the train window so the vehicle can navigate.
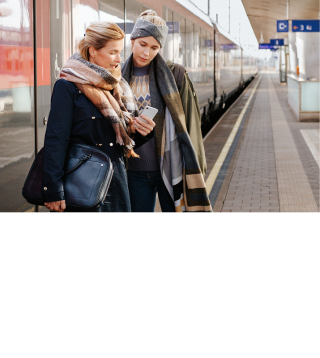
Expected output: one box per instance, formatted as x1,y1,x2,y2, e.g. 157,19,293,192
194,27,215,105
207,31,214,68
0,0,36,211
162,7,174,62
125,0,149,60
185,19,193,70
35,0,51,153
99,0,125,62
172,12,186,66
194,25,200,70
50,0,72,88
72,0,99,53
200,28,207,68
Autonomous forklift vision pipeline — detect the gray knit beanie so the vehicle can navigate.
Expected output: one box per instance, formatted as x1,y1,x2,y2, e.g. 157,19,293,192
130,18,168,48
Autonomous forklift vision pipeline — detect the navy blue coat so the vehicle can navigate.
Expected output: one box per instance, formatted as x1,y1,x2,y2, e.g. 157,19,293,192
42,79,152,209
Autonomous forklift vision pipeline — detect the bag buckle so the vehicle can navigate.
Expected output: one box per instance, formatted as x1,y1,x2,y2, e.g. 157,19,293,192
80,154,92,161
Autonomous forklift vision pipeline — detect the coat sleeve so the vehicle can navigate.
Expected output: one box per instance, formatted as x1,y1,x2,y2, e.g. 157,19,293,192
179,73,207,175
42,80,74,202
133,130,154,149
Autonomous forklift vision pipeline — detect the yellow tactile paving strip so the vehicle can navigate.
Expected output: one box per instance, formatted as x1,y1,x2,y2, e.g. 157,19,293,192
205,75,262,194
268,75,319,212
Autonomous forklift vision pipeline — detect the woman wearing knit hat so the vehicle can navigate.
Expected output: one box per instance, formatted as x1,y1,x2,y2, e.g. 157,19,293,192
122,10,212,212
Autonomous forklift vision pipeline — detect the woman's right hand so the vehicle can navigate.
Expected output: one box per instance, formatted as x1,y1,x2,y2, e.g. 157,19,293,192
44,200,66,212
133,115,155,136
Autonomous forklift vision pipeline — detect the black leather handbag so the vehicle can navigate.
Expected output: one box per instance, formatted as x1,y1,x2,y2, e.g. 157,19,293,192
22,143,114,208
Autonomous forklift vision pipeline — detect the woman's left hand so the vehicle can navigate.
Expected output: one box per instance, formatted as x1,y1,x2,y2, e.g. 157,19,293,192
133,115,155,136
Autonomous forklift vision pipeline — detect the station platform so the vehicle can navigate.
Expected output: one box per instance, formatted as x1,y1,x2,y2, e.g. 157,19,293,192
204,71,319,212
156,71,319,212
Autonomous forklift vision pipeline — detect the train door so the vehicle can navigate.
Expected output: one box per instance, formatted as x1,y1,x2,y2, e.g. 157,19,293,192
99,0,125,61
213,29,217,108
49,0,72,93
0,0,36,211
214,30,221,108
49,0,98,89
241,47,243,85
49,0,98,93
33,0,66,212
0,0,51,212
36,0,51,155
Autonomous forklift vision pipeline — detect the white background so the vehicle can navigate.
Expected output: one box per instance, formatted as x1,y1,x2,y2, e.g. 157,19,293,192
1,214,319,358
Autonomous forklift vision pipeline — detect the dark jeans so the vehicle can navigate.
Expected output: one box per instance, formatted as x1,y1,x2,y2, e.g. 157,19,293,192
127,170,174,212
101,158,131,212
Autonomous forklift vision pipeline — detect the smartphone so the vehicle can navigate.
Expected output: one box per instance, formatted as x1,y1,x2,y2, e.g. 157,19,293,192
139,106,158,123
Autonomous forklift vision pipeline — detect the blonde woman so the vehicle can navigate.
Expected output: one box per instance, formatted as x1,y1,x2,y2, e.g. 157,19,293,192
42,22,155,212
122,10,212,212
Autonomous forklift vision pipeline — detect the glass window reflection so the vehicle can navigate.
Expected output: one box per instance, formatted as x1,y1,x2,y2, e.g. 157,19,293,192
99,0,125,61
124,0,149,61
163,7,173,62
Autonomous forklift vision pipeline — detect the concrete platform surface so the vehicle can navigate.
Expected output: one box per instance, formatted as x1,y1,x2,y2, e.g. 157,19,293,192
155,71,319,212
205,72,319,212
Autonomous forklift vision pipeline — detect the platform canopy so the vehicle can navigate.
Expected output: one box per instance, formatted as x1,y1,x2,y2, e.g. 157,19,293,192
241,0,320,43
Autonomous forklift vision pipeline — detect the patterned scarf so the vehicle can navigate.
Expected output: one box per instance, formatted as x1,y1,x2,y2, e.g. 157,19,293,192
60,52,139,157
122,54,212,212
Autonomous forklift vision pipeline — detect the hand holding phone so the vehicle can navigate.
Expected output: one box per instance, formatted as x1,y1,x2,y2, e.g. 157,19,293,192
139,106,158,123
133,105,156,137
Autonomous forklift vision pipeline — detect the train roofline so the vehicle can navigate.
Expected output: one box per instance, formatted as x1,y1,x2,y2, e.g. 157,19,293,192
175,0,213,27
210,19,241,48
174,0,242,49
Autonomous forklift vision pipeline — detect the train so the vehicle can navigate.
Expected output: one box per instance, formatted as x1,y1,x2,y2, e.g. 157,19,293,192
0,0,259,212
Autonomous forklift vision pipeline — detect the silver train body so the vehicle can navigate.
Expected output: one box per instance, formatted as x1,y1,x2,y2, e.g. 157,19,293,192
0,0,259,212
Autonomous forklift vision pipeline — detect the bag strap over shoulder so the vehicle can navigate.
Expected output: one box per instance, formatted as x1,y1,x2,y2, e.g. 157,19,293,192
172,63,185,93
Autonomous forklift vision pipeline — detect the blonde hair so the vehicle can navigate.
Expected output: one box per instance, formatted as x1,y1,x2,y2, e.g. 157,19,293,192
137,10,166,26
78,22,125,61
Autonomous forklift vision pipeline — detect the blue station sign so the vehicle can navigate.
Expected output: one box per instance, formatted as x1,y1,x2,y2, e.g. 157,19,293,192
259,44,278,50
270,39,284,46
220,44,238,50
292,20,320,32
166,22,180,34
277,20,289,32
205,39,214,47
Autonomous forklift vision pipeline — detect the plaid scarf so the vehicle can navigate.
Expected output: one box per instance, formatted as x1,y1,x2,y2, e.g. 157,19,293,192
60,52,139,157
122,54,212,212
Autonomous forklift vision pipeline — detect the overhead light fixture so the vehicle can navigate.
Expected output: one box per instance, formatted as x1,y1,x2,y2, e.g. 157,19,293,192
259,32,265,43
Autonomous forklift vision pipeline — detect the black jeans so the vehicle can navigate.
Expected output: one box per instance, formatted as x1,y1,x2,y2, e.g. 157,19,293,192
127,170,174,212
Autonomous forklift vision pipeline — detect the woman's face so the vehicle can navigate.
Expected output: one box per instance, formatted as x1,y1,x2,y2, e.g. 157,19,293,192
89,39,123,70
131,36,160,67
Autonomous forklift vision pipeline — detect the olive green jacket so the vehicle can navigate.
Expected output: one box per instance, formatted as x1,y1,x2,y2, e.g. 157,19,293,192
166,60,207,175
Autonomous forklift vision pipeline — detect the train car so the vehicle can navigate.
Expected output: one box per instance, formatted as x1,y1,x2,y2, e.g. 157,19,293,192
0,0,259,212
242,47,259,85
213,22,242,113
159,0,215,125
